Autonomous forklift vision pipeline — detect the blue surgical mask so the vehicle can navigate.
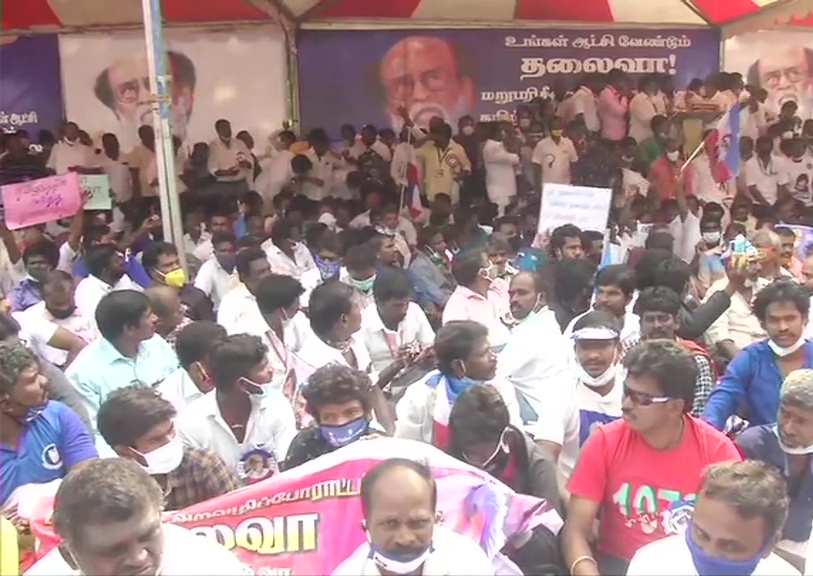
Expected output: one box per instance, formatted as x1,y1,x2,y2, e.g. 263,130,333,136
320,416,369,448
685,524,764,576
314,255,340,281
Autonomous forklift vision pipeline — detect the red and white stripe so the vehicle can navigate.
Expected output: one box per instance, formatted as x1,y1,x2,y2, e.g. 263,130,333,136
4,0,813,31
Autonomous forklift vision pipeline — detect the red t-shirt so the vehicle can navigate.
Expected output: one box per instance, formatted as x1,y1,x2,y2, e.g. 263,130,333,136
567,416,741,561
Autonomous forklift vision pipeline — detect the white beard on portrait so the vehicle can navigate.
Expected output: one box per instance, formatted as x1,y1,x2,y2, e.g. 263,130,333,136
389,95,470,133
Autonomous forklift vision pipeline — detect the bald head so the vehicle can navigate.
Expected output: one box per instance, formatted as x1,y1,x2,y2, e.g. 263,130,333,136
360,458,436,517
145,285,180,318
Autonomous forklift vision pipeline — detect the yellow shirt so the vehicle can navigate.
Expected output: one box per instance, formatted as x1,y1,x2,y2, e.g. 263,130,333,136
0,517,19,576
415,141,471,202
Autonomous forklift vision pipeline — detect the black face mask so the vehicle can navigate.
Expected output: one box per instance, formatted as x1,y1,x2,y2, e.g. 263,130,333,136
508,236,524,253
47,306,76,320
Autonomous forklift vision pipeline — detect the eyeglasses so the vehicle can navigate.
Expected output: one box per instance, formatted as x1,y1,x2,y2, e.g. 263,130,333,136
623,385,674,407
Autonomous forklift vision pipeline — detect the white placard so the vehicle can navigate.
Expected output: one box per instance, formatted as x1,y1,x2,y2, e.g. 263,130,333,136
538,183,612,236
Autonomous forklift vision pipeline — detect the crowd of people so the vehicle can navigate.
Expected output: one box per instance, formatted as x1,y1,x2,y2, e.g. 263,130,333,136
2,66,813,576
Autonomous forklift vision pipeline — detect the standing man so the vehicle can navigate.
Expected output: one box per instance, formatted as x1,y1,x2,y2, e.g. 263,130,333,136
482,122,520,217
598,69,629,142
332,458,493,575
207,119,253,192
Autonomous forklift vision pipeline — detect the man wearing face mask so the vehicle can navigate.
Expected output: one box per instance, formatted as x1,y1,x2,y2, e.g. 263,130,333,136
283,364,381,471
535,312,623,488
177,334,296,482
332,458,493,576
343,244,379,310
98,386,241,511
194,232,239,312
636,287,718,416
142,241,214,322
704,281,813,430
648,137,683,201
532,116,578,192
736,369,813,563
627,460,797,576
0,340,97,509
697,216,727,295
443,249,511,350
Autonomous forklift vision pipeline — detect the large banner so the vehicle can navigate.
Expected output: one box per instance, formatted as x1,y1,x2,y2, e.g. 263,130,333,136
298,28,721,136
725,30,813,119
59,30,288,153
27,439,562,575
0,36,64,134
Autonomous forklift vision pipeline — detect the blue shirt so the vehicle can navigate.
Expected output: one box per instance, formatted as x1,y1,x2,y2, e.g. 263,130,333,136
736,424,813,541
8,278,42,312
703,340,813,430
73,255,152,289
66,335,178,447
0,401,97,506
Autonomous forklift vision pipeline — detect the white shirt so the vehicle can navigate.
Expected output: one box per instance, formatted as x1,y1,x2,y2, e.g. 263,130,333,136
193,258,238,310
497,308,570,420
241,311,311,393
482,139,520,207
394,371,523,444
216,283,260,335
331,526,494,576
621,167,650,199
98,155,133,203
628,533,799,576
261,239,316,280
687,153,733,205
391,141,417,187
46,140,94,174
158,367,205,413
182,230,211,259
349,211,418,246
0,242,24,298
704,278,767,349
303,148,341,201
569,86,600,132
741,103,769,141
349,140,392,162
531,137,578,185
74,274,143,330
178,388,297,481
360,302,435,374
254,149,294,202
628,93,659,144
296,332,375,382
16,302,97,367
207,138,253,182
745,155,789,205
25,523,252,576
780,153,813,205
192,239,214,262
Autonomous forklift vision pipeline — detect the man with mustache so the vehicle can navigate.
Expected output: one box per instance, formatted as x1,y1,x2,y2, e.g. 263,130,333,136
378,36,476,133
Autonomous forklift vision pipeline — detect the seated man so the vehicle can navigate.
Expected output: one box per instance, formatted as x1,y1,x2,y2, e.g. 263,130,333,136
27,459,248,576
627,460,798,576
98,386,241,512
0,341,97,508
282,364,381,471
737,369,813,561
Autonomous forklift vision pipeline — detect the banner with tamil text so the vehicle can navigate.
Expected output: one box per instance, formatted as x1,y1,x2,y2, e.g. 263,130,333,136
298,28,720,137
0,36,64,134
27,439,562,575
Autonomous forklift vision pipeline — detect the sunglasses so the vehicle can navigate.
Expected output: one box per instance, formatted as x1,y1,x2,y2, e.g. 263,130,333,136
623,385,674,407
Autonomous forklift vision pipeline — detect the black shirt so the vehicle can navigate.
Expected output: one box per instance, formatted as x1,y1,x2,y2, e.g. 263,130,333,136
281,425,377,472
0,153,50,186
180,284,215,322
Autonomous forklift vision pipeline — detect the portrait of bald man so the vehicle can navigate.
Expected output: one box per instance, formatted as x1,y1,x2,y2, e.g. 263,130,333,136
376,36,476,133
747,45,813,119
93,50,197,151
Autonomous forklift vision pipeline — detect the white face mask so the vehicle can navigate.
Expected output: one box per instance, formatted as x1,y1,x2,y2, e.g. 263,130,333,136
461,126,475,136
666,150,680,162
138,434,184,475
577,363,617,388
768,336,807,357
369,544,434,575
783,131,795,140
773,424,813,454
479,262,497,281
702,231,721,245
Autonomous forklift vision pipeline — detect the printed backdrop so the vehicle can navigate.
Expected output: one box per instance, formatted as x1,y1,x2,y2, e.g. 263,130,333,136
59,30,288,153
0,36,64,134
725,29,813,120
298,28,721,137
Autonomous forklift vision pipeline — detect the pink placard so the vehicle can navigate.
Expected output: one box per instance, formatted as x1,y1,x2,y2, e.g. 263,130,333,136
0,173,82,230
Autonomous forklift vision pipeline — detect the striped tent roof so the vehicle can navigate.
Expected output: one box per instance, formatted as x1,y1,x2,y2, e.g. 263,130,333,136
3,0,813,33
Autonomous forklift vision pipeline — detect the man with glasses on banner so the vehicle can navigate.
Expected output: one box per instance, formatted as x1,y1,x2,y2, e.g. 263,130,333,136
92,51,197,151
562,340,740,576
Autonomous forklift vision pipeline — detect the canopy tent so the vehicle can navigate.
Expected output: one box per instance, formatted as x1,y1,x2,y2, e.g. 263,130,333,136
3,0,813,34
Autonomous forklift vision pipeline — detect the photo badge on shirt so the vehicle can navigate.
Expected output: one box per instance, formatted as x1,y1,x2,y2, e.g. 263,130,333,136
41,443,63,471
578,410,620,446
238,446,277,484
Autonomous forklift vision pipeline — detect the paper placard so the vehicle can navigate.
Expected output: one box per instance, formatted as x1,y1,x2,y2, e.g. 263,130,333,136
538,183,613,236
79,174,112,211
0,173,82,230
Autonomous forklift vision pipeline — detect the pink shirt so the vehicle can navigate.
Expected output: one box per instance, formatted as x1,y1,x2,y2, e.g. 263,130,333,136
598,86,629,141
649,156,682,201
441,281,511,347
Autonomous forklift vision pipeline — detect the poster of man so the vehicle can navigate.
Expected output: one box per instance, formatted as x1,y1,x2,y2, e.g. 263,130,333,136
725,31,813,119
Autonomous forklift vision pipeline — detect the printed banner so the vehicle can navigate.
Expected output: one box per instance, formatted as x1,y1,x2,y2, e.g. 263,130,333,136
27,439,562,575
1,173,82,230
538,183,613,235
298,28,721,137
79,174,113,211
724,30,813,119
784,225,813,261
0,36,64,134
59,30,287,153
